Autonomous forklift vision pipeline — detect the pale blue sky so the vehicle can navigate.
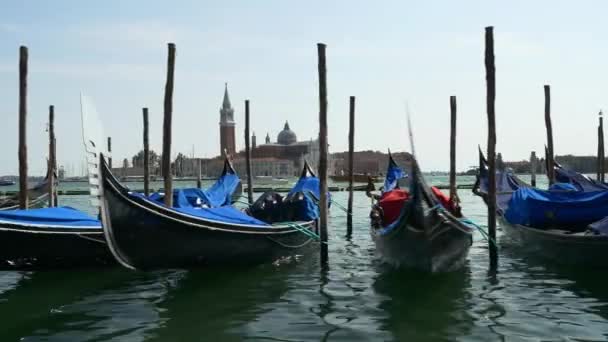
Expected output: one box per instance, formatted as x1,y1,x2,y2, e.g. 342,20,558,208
1,1,607,176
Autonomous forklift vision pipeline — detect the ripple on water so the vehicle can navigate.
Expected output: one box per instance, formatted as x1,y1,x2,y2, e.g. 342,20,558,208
1,186,608,341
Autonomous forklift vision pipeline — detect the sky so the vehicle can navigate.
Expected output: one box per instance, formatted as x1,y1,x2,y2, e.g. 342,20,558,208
1,1,607,176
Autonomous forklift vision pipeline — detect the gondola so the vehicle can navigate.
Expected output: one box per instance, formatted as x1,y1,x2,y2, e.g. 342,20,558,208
473,150,608,267
99,154,319,270
370,154,473,273
0,168,56,210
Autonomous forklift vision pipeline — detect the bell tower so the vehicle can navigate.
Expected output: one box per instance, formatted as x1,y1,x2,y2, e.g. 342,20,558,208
219,83,236,156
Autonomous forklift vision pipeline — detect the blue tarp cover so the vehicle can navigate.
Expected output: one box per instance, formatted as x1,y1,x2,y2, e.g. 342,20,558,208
384,159,407,192
288,174,321,198
548,182,579,192
0,207,101,228
505,187,608,228
132,192,268,226
175,206,269,226
555,166,608,192
149,172,240,208
286,173,327,221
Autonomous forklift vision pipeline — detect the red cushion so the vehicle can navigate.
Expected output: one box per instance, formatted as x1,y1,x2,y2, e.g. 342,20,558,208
378,189,409,226
431,186,456,212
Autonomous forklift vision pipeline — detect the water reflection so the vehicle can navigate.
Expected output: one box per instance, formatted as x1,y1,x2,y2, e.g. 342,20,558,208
372,264,473,341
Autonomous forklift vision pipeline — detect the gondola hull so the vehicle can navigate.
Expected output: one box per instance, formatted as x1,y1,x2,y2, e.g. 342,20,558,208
100,160,318,270
0,224,109,266
371,215,472,273
499,216,608,267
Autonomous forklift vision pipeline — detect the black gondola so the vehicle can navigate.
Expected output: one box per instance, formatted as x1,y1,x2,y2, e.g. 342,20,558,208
99,154,319,270
473,149,608,267
370,156,473,273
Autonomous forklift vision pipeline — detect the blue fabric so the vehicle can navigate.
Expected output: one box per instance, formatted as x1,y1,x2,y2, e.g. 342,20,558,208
286,173,328,221
148,173,241,209
554,166,608,192
175,206,269,226
383,158,407,192
288,175,321,198
0,207,101,228
289,193,320,221
505,187,608,228
202,173,240,207
548,182,579,192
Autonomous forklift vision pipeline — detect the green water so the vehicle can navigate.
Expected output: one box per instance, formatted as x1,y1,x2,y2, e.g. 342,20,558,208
2,176,608,341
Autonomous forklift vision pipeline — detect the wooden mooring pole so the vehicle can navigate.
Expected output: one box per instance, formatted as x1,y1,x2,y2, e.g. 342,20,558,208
197,160,202,188
143,107,150,196
18,46,28,210
317,43,329,265
162,43,176,207
107,137,112,169
599,112,605,183
48,105,56,207
544,85,555,185
449,96,457,204
244,100,254,204
485,26,498,268
346,96,355,236
530,151,537,187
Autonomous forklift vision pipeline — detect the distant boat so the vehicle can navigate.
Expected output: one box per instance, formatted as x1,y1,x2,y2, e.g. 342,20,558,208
330,174,380,183
0,179,15,186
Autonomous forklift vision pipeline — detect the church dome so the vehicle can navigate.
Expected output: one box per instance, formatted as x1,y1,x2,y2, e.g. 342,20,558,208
277,121,297,145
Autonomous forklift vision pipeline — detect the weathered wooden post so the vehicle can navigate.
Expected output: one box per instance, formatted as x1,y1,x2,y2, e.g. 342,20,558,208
449,95,458,204
196,159,202,188
346,96,355,236
107,137,112,169
544,85,555,185
530,151,537,187
18,46,28,209
48,105,56,207
244,100,254,204
162,43,176,207
598,123,601,182
317,43,329,265
599,112,605,183
485,26,498,268
143,107,150,196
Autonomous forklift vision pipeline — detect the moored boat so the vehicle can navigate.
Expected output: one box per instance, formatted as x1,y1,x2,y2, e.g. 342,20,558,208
370,154,473,272
474,150,608,267
0,169,56,210
99,155,319,270
0,179,15,186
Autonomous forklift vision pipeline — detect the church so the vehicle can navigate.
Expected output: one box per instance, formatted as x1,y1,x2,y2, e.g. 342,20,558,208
192,84,323,177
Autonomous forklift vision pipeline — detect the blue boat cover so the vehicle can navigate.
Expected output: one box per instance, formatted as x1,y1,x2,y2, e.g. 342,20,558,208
505,187,608,228
548,182,579,192
149,172,241,208
383,157,407,192
0,207,101,228
175,206,269,226
285,171,328,221
554,165,608,192
288,174,321,199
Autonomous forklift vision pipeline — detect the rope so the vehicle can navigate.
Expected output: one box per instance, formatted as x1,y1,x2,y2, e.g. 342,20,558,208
277,222,325,243
458,217,499,249
266,236,315,249
329,200,352,216
425,204,441,215
305,190,352,216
